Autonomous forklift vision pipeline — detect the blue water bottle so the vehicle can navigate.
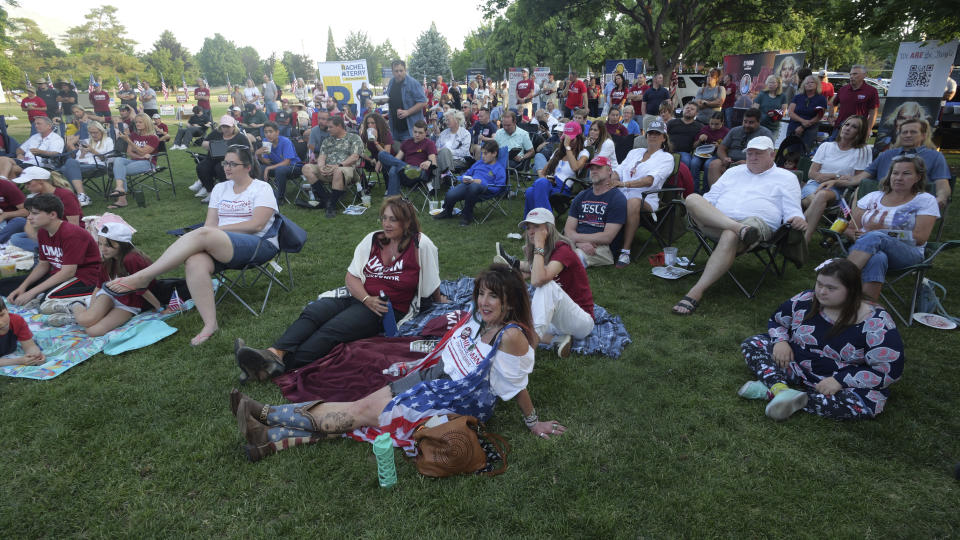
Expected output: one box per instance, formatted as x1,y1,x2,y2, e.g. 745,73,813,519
380,290,398,337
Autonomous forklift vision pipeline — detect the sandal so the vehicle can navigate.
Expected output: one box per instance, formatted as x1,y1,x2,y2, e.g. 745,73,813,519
101,279,147,298
107,203,128,209
672,295,699,316
107,190,126,199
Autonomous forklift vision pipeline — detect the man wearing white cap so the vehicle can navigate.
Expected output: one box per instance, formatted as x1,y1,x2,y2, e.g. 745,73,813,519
673,136,805,315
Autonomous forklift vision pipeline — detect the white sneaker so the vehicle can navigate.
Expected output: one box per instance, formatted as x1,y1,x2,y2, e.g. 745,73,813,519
200,195,210,203
615,252,631,268
188,180,202,192
77,193,92,207
555,335,572,358
194,187,209,198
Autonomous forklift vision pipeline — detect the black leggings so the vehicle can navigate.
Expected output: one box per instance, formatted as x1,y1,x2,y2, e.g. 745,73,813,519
197,157,227,192
272,296,399,371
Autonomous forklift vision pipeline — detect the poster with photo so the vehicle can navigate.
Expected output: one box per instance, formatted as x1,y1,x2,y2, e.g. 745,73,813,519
876,96,942,142
604,59,645,87
722,52,777,97
316,59,369,107
774,52,807,96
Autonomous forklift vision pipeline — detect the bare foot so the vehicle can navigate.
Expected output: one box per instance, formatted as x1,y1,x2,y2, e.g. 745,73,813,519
190,326,218,346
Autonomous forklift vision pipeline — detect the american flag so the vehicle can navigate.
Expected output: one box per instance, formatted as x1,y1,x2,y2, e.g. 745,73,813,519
290,70,297,94
88,74,96,94
166,289,184,313
24,73,30,88
136,77,144,94
160,73,169,100
181,73,188,99
116,77,123,93
69,75,77,90
838,196,851,219
347,314,509,456
226,74,232,90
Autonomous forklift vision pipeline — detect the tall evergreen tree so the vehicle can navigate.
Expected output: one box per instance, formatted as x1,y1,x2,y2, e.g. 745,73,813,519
408,22,451,82
326,27,338,62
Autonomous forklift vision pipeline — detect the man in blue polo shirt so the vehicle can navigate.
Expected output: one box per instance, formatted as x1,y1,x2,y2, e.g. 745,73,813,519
852,119,951,210
256,121,301,204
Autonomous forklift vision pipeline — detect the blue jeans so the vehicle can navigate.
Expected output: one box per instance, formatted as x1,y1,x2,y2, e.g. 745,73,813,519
443,181,491,221
724,108,735,128
524,177,568,216
265,100,279,114
268,165,298,203
0,217,26,244
112,158,153,190
689,156,711,194
850,231,924,283
8,232,37,252
378,150,427,195
60,158,101,182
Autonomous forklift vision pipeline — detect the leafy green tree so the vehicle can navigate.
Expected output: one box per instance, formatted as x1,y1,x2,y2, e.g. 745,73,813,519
281,51,314,82
837,0,960,41
408,22,451,82
62,5,136,56
8,17,64,77
196,33,244,86
0,0,19,47
326,27,338,61
237,46,262,81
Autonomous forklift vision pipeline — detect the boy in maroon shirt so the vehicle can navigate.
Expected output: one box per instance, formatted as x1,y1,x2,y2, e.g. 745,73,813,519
1,194,100,306
0,297,45,366
195,78,212,121
88,81,112,123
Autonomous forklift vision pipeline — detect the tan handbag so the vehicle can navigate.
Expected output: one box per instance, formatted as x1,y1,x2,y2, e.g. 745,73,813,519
413,414,510,478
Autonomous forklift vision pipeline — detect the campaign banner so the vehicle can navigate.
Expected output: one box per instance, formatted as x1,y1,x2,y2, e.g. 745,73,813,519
888,41,959,98
723,51,794,97
774,52,806,97
508,67,524,109
603,59,645,86
317,59,370,107
467,68,487,84
877,96,943,141
381,67,392,83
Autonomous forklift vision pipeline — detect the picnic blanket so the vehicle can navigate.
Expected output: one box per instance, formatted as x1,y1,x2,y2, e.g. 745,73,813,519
399,277,632,358
0,299,194,380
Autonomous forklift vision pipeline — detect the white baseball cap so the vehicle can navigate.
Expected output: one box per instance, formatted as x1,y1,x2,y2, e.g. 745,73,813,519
98,222,135,244
13,167,51,184
519,207,555,228
746,136,775,151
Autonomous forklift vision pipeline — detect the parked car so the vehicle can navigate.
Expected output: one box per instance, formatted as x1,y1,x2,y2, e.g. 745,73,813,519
673,73,706,105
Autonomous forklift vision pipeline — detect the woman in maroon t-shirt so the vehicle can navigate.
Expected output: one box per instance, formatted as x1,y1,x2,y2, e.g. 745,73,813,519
508,207,595,358
234,197,445,382
360,112,395,172
73,222,164,336
111,113,159,208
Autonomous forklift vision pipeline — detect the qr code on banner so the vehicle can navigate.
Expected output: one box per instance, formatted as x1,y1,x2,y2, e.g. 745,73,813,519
906,64,934,88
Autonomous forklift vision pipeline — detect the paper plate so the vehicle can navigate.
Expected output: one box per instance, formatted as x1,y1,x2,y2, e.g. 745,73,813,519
693,144,716,158
911,312,957,330
651,265,695,280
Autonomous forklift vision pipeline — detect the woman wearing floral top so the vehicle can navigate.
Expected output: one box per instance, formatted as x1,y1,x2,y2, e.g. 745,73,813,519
738,259,904,421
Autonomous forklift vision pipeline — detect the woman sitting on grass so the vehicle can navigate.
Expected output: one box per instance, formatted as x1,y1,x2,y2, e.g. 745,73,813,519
738,258,904,421
0,297,45,367
101,146,279,346
230,264,565,462
52,223,165,333
235,196,444,382
498,207,594,358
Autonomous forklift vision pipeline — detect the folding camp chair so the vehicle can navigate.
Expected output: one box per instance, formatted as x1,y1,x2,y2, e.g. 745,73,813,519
610,133,635,164
475,147,512,224
124,151,176,200
398,165,437,213
213,213,306,316
685,220,806,299
629,154,691,256
0,115,20,157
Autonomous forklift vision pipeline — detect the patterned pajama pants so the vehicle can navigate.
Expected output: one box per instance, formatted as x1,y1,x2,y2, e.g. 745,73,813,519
741,334,874,420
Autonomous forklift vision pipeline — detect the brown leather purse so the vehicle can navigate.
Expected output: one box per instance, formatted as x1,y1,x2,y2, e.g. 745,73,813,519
413,414,510,478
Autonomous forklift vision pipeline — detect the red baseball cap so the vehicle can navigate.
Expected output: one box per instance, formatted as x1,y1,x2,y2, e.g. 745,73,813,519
589,156,612,168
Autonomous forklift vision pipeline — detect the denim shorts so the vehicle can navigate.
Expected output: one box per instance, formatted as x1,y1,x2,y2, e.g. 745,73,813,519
389,363,449,397
223,232,279,267
801,179,843,202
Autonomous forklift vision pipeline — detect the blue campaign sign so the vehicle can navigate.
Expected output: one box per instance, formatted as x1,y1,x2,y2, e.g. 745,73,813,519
603,59,645,85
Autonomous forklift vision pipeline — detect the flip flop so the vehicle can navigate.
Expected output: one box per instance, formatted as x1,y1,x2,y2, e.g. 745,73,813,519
101,279,148,298
107,190,126,198
107,204,128,209
672,295,699,315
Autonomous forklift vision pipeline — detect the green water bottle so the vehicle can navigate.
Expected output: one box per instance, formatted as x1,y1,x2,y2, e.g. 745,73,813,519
373,433,397,488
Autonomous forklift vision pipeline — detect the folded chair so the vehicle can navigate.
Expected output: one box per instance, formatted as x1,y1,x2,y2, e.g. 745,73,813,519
686,220,806,299
213,213,307,316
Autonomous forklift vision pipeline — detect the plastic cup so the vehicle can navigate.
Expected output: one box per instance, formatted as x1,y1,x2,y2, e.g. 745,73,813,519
429,200,439,211
0,259,15,277
134,189,146,208
664,246,678,266
361,194,371,207
262,140,272,152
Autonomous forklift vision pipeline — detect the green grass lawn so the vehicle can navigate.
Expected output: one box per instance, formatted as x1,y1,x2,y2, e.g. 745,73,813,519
0,101,958,537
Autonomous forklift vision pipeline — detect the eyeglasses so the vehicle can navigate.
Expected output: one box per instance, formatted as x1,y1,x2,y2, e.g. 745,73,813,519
222,161,243,168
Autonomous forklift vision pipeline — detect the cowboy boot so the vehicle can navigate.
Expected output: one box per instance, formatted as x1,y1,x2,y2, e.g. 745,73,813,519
237,399,321,462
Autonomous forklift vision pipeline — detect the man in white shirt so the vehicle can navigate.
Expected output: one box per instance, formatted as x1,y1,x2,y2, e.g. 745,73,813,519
435,111,472,176
673,136,806,315
0,116,65,179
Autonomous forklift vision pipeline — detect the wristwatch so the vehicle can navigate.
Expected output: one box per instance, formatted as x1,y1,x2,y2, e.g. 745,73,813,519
533,247,546,256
